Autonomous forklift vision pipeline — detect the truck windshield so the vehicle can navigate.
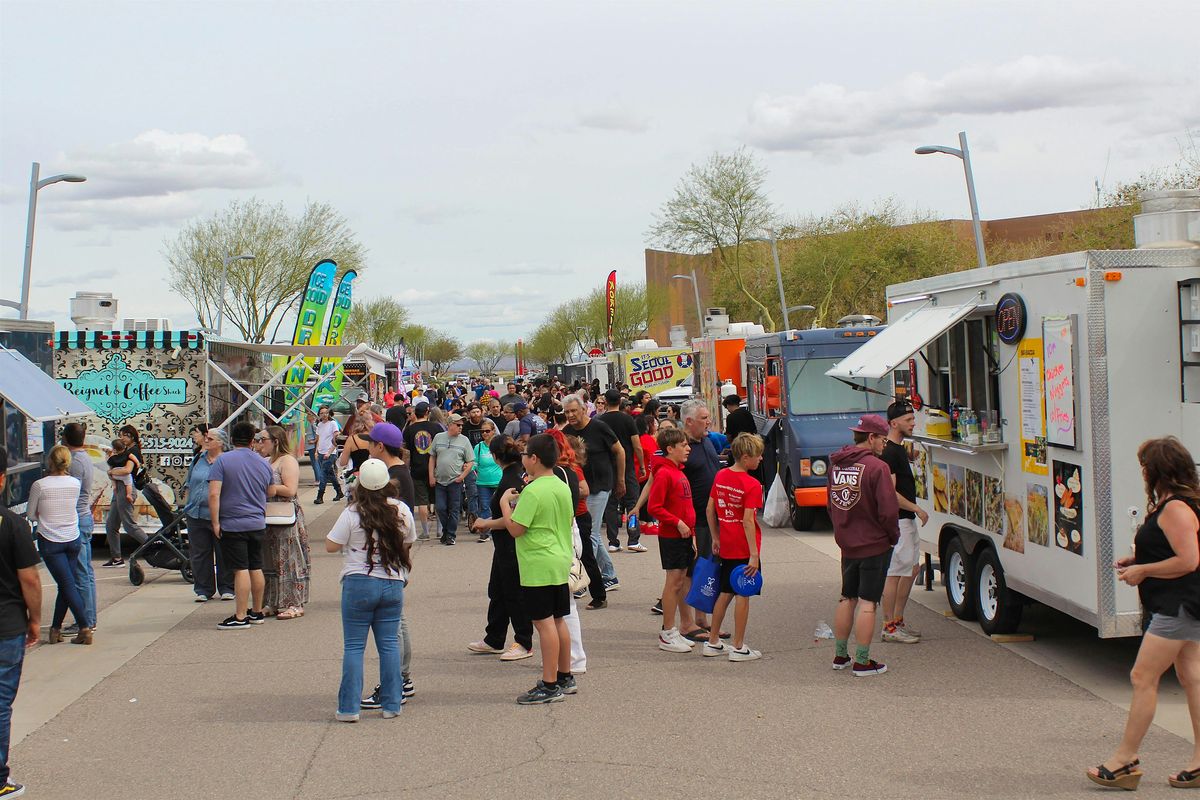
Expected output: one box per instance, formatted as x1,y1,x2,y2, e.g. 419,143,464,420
786,358,890,415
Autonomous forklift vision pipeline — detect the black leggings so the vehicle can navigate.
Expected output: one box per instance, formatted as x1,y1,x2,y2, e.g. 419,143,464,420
577,512,605,603
484,552,533,651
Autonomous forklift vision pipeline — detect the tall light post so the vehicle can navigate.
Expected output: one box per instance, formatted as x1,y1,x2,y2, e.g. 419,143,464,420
215,252,256,337
915,131,987,270
746,234,791,331
14,162,87,319
671,270,705,336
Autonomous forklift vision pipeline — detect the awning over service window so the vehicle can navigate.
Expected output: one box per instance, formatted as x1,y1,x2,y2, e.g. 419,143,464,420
0,346,94,422
825,298,981,381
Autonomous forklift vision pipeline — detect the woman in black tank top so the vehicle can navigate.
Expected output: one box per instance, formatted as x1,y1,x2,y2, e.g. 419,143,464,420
339,414,373,479
1088,437,1200,790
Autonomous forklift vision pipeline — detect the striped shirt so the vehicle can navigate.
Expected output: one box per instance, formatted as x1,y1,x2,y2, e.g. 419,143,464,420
27,475,82,543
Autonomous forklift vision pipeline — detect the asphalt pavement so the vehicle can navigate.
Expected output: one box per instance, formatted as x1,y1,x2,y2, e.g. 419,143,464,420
9,488,1196,799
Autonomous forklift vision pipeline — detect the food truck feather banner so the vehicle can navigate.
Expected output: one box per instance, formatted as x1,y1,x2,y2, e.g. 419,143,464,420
313,269,357,409
605,270,616,352
284,260,338,415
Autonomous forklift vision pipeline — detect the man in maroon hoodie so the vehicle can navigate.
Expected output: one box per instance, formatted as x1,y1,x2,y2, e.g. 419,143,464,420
827,415,899,677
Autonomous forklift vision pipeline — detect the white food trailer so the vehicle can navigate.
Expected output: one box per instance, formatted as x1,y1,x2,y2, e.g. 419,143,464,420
827,190,1200,637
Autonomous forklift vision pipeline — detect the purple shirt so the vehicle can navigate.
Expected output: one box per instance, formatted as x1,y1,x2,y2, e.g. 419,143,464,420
209,447,272,532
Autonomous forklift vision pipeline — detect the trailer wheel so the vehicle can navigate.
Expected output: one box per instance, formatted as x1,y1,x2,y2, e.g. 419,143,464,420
975,548,1023,635
128,562,145,587
944,537,976,620
784,473,816,531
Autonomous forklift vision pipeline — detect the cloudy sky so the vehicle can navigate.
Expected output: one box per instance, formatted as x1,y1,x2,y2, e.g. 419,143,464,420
2,0,1196,343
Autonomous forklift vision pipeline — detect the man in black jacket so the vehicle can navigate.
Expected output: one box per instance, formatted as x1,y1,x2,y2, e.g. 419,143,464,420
723,395,757,441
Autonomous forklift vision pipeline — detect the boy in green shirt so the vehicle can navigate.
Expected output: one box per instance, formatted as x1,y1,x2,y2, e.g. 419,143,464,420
501,433,575,705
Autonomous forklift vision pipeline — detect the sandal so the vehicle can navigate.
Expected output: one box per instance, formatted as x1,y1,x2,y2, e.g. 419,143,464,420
1170,767,1200,789
1087,759,1142,791
276,607,304,620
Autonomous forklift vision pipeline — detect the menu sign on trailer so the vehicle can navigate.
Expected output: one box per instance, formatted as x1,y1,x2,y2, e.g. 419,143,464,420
1042,316,1079,450
1017,338,1048,475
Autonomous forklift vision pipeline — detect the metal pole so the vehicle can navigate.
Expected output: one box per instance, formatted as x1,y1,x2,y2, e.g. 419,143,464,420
19,163,41,320
768,235,789,331
959,131,987,269
690,269,704,336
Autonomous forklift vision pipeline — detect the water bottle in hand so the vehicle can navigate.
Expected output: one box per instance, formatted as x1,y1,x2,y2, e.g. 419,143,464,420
627,514,639,534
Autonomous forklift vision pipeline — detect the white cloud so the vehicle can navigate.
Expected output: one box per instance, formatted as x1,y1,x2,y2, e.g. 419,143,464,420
744,56,1142,154
30,130,280,230
34,268,117,288
577,109,651,134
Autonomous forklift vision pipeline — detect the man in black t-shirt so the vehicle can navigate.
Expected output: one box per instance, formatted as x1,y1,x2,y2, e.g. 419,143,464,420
461,404,487,448
0,448,42,797
384,400,408,430
598,389,645,552
723,394,757,442
564,395,623,591
680,399,723,631
879,401,928,644
403,402,444,540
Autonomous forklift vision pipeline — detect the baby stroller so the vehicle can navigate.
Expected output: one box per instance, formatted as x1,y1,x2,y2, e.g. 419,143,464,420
127,512,193,587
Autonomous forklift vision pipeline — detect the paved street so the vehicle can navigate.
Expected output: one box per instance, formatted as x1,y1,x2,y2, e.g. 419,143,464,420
10,491,1196,799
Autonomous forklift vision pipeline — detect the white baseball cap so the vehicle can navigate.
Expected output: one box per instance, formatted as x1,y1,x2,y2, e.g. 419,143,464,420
358,458,391,491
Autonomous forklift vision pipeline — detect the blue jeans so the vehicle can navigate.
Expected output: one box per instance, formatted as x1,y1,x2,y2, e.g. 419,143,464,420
305,446,320,483
74,514,97,628
0,633,26,785
37,536,89,630
316,452,342,499
477,485,496,520
339,574,404,715
435,481,464,540
465,471,479,517
585,490,617,582
187,515,233,599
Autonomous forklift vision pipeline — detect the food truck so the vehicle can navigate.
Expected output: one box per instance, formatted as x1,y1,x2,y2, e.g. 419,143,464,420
826,191,1200,637
744,318,888,531
609,341,695,396
689,313,766,423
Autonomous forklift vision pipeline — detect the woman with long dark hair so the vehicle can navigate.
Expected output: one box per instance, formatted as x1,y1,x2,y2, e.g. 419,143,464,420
189,423,210,459
1088,437,1200,790
326,459,415,721
255,425,310,619
467,436,534,661
117,424,174,529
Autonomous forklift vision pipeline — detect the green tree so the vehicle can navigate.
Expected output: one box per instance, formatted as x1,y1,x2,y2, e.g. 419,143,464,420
466,340,511,374
345,296,408,353
525,280,667,365
647,149,780,330
165,198,366,342
425,333,463,376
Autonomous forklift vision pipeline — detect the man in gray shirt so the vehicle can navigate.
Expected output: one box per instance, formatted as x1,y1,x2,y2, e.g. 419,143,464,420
63,423,96,630
429,414,474,545
209,422,272,630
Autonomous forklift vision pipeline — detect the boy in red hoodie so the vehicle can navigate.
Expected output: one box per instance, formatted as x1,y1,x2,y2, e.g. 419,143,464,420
827,415,900,676
648,426,697,653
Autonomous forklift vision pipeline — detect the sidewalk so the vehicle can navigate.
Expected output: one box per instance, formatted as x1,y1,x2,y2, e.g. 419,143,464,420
10,489,1195,799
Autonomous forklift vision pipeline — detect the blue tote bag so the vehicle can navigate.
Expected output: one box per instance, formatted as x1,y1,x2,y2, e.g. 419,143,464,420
685,555,720,614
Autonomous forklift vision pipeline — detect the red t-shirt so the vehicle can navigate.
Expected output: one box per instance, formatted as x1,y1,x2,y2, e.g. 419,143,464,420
647,459,695,538
637,433,664,482
712,467,763,559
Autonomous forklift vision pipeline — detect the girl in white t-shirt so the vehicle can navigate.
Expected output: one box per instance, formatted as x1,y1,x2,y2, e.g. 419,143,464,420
326,459,415,721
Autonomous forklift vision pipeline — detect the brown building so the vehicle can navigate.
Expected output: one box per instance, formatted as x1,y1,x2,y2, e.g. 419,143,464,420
645,207,1116,343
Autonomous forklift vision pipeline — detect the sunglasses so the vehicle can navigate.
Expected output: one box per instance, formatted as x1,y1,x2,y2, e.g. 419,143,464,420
253,434,268,442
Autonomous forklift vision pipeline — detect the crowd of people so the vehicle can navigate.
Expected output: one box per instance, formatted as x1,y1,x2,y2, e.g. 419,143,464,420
1,373,1198,795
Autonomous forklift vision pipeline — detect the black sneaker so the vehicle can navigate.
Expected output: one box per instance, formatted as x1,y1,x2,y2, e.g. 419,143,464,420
313,497,324,505
650,599,663,615
246,610,266,625
558,674,578,695
217,615,251,630
0,781,25,797
101,558,124,568
445,537,456,546
516,680,564,705
361,686,382,710
572,587,588,599
603,578,620,592
402,677,415,698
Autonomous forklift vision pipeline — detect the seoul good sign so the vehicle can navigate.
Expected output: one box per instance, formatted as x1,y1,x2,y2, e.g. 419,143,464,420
59,353,188,423
625,349,693,392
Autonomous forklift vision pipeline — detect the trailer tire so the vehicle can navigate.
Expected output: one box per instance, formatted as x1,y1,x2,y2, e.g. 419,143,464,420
974,547,1023,635
944,536,976,621
784,473,816,531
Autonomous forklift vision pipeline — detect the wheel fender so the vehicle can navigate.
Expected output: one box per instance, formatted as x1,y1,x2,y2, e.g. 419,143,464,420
938,524,987,568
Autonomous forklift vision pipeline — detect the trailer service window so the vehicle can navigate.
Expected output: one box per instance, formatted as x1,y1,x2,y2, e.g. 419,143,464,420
925,316,1001,415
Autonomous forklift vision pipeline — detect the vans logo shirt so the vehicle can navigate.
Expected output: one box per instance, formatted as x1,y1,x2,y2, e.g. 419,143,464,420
829,464,865,511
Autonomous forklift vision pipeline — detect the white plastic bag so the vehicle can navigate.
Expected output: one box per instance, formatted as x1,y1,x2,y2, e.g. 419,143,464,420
763,474,790,528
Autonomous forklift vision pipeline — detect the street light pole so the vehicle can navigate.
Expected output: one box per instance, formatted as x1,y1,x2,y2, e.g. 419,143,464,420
215,252,256,337
671,270,704,337
746,234,791,331
915,131,987,270
17,162,87,319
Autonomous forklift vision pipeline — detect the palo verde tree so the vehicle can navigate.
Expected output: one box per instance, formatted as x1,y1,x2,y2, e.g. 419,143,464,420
525,280,667,364
465,340,510,375
344,296,409,353
647,148,780,330
425,332,463,376
164,198,366,343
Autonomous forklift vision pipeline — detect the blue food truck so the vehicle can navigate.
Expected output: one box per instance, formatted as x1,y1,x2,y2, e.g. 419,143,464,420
743,317,891,530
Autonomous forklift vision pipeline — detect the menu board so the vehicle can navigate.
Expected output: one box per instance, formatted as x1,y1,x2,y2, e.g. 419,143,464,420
1042,316,1078,449
1018,338,1047,475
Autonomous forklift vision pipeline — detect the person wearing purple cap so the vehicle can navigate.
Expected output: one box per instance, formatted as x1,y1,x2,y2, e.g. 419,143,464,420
826,414,900,677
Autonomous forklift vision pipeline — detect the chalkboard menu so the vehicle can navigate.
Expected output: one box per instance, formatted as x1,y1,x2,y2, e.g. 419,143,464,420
1042,316,1078,449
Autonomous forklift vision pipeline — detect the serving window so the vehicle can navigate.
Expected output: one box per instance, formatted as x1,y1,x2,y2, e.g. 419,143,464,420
924,314,1001,415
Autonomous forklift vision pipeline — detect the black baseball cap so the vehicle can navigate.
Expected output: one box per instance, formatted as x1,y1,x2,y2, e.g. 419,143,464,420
887,400,914,421
603,388,622,405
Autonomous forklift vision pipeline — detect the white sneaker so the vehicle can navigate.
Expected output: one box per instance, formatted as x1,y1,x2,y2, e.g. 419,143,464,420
671,629,696,648
499,643,533,661
627,543,647,553
467,640,504,654
882,627,920,644
658,628,692,653
728,645,762,662
607,544,620,553
701,641,726,657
